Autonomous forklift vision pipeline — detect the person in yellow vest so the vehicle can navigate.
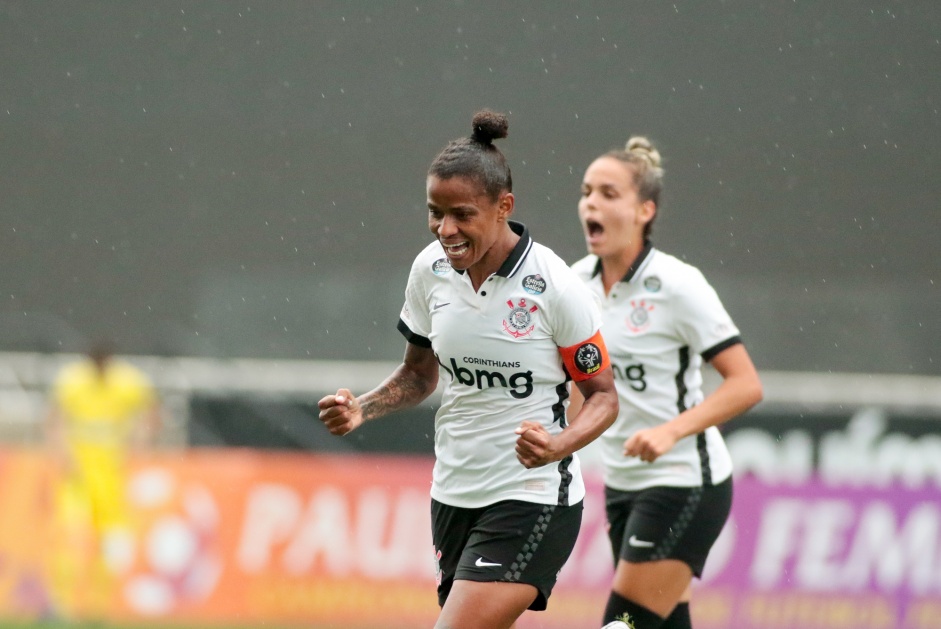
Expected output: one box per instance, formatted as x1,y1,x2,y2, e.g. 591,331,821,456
44,342,162,620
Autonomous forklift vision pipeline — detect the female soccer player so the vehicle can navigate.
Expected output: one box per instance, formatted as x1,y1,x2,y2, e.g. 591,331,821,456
318,110,619,629
568,137,763,629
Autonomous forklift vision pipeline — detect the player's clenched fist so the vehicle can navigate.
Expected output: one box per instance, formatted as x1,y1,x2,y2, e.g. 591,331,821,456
623,424,679,463
318,388,364,436
515,420,558,469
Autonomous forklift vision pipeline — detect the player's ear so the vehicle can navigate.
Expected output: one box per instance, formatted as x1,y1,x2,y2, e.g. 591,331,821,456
639,199,656,224
497,191,514,221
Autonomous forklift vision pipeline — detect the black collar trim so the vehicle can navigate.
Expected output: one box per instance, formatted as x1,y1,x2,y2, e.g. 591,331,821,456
591,240,654,283
454,221,533,278
497,221,532,278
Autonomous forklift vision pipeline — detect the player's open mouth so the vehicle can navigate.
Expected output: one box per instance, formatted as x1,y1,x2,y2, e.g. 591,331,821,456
585,219,604,243
443,241,470,258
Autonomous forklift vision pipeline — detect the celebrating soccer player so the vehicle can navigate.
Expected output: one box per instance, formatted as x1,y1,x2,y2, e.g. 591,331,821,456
318,110,618,629
568,137,763,629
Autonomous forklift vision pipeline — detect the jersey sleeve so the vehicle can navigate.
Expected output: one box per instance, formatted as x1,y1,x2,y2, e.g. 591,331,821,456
549,274,610,381
673,268,742,360
397,255,432,348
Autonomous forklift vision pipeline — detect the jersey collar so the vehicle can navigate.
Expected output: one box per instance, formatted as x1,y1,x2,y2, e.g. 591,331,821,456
591,239,654,283
454,221,534,279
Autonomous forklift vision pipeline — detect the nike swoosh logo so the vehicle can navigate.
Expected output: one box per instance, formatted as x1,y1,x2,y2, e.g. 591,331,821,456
433,302,451,310
475,557,502,567
628,535,655,548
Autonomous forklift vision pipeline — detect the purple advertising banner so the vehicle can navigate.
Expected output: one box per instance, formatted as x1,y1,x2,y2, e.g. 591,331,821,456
677,476,940,629
542,468,941,629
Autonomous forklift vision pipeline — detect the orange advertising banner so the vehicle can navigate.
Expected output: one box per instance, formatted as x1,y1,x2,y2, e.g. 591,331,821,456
0,448,608,628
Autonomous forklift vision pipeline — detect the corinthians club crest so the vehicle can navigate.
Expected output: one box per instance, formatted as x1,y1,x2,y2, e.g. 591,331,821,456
627,299,655,333
503,298,538,338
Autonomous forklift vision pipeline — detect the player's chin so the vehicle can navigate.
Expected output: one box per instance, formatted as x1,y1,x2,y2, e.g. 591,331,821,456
445,255,473,271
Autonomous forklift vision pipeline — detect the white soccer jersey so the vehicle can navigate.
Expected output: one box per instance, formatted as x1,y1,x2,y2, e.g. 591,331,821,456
571,244,742,490
398,222,605,508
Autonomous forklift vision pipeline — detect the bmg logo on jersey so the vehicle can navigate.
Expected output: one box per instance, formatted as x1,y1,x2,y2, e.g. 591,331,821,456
438,356,534,399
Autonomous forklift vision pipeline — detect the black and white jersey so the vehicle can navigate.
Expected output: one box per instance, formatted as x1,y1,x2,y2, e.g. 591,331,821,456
571,244,742,490
398,222,608,509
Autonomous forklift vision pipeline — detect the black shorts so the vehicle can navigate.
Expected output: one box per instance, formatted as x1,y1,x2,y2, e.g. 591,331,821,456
431,498,583,611
605,476,732,577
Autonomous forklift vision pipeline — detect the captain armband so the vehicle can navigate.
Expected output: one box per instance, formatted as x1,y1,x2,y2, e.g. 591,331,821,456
558,330,610,382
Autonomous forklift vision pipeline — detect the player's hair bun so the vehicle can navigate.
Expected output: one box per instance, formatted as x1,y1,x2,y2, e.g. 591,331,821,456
626,136,662,168
471,110,509,145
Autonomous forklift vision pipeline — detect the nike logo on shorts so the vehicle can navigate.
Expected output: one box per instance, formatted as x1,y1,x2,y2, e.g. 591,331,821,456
475,557,502,567
628,535,655,548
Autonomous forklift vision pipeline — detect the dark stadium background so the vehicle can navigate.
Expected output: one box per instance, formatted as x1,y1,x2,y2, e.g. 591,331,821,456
2,1,938,376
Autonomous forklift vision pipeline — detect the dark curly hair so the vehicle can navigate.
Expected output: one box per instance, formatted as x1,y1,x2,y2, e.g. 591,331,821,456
428,109,513,201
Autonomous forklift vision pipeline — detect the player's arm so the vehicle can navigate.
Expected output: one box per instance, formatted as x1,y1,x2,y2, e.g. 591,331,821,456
625,343,763,462
516,332,619,468
318,341,439,436
566,381,586,423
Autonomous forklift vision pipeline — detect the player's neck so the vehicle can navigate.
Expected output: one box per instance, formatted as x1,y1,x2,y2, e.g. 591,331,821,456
599,241,645,294
468,227,520,291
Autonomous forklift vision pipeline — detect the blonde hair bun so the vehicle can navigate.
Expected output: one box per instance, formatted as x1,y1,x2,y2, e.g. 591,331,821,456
625,136,662,168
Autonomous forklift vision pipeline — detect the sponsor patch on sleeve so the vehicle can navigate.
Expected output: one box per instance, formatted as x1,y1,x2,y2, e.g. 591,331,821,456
559,330,610,382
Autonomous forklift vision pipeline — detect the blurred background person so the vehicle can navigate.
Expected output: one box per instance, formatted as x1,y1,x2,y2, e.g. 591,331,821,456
44,340,162,620
568,137,763,629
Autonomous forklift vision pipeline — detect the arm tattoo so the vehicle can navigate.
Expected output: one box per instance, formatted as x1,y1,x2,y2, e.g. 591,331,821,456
359,366,433,422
